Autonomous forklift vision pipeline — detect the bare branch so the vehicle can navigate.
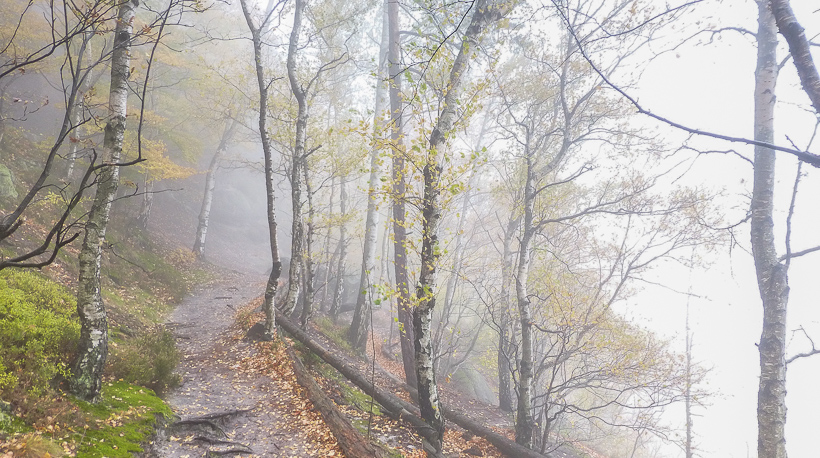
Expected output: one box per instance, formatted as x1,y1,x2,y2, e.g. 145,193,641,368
771,0,820,115
786,327,820,365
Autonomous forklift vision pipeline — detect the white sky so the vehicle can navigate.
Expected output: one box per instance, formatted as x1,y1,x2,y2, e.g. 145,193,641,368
619,0,820,456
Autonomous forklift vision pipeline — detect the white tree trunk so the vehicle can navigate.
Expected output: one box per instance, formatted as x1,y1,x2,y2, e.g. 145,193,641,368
331,178,348,321
240,0,283,339
348,1,389,349
193,119,237,257
514,152,536,447
70,0,137,402
414,0,508,450
752,2,788,458
283,0,307,317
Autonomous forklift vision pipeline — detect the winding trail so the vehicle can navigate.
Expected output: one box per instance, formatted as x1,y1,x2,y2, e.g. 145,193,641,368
148,272,331,457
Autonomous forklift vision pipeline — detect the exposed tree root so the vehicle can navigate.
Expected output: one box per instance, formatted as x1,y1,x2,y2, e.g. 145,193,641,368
169,419,226,439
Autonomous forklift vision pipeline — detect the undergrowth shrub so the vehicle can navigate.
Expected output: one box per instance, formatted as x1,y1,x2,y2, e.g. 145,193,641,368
0,270,79,399
108,328,180,395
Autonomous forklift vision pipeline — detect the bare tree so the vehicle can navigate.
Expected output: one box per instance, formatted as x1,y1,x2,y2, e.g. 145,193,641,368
239,0,286,339
751,2,788,457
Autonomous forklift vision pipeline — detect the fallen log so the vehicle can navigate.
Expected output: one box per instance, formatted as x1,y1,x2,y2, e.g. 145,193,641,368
286,346,386,458
274,314,446,457
274,313,549,458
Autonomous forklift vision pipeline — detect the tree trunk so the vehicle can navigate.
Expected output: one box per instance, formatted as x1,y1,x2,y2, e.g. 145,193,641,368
193,119,237,258
283,0,307,318
515,151,536,447
65,95,84,181
414,0,507,448
65,31,95,182
320,176,336,311
349,1,389,350
136,172,153,229
70,0,137,403
240,0,283,340
331,178,348,322
753,2,789,458
770,0,820,115
287,346,386,458
275,311,547,458
498,214,519,412
386,0,418,390
300,158,316,328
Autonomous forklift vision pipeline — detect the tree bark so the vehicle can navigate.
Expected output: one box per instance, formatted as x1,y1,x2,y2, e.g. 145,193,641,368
194,119,237,258
414,0,508,448
321,177,336,311
240,0,283,340
300,159,316,328
386,0,418,390
331,178,348,322
349,1,389,350
515,150,536,447
287,346,386,458
283,0,307,318
136,172,153,229
770,0,820,115
498,214,519,412
65,31,96,182
70,0,137,402
753,2,789,458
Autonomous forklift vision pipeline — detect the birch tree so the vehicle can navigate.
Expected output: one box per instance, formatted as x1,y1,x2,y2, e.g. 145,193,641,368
413,0,509,450
70,0,138,401
751,2,787,457
348,0,389,350
240,0,285,339
282,0,308,317
193,118,238,258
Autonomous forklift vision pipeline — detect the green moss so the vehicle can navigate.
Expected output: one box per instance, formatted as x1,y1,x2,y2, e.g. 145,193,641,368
74,381,173,458
313,316,354,353
293,344,383,417
0,406,31,436
339,381,382,416
350,420,403,458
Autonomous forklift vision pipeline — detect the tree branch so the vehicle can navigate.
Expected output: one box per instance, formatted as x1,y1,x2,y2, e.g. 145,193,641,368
771,0,820,115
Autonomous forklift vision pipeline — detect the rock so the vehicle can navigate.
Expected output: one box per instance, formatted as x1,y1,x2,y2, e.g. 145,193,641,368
0,400,13,426
0,165,17,199
245,322,274,342
450,365,495,405
464,446,484,456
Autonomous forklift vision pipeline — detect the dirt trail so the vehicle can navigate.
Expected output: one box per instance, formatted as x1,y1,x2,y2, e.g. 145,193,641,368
148,272,333,457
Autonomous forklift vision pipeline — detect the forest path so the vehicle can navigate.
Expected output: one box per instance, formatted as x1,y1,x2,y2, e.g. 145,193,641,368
148,272,337,457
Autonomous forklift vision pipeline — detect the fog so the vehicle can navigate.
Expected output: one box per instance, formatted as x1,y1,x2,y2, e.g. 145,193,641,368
2,0,819,456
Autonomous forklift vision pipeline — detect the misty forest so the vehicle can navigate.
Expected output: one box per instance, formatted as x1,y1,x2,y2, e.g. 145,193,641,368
1,0,819,456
